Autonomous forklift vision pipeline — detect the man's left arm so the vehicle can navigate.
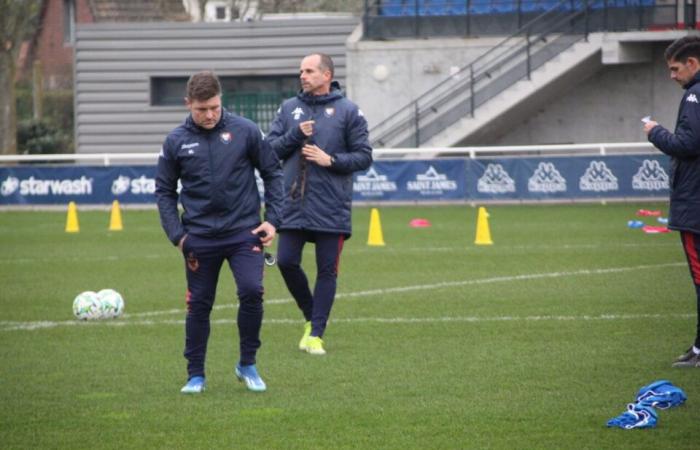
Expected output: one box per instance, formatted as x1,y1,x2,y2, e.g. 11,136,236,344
327,106,373,174
250,130,284,230
648,94,700,157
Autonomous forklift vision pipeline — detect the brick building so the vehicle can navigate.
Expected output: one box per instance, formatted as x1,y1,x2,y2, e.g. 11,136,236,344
21,0,190,89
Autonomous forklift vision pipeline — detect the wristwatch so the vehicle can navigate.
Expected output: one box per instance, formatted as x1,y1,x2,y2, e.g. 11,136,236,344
329,155,336,166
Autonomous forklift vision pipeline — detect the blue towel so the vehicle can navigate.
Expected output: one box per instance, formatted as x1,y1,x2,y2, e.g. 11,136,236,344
636,380,687,409
606,403,658,429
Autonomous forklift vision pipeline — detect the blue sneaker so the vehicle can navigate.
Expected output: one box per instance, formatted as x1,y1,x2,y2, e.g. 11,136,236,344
235,364,267,392
181,376,206,394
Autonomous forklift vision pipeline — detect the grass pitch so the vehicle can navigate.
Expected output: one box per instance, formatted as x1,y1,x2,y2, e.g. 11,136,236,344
0,203,698,449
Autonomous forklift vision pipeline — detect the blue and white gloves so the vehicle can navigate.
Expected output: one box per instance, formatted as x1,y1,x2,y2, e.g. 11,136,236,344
606,403,658,429
607,380,686,429
635,379,687,409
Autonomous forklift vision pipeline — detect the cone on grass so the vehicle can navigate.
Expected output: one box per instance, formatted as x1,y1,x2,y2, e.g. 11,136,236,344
367,208,385,246
65,201,79,233
109,200,123,231
474,206,493,245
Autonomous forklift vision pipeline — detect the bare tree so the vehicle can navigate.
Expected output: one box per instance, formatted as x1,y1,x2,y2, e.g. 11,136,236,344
0,0,43,155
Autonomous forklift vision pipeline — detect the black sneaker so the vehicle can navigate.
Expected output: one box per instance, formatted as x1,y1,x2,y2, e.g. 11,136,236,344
672,347,700,368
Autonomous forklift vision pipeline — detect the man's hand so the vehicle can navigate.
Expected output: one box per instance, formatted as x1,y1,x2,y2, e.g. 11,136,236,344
643,120,659,135
252,222,276,247
302,143,332,167
178,234,187,251
299,120,315,137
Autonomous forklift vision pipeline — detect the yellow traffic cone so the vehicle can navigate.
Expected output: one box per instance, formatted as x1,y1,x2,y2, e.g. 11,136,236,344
367,208,385,246
109,200,123,231
65,201,79,233
474,206,493,245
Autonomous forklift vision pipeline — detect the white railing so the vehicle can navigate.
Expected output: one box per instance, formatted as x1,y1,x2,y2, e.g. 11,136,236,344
0,142,656,165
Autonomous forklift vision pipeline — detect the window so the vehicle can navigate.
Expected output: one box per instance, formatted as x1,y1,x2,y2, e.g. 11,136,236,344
150,75,299,131
63,0,75,45
150,77,189,106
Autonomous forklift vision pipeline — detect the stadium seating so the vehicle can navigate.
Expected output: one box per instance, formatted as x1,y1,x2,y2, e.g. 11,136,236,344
377,0,655,16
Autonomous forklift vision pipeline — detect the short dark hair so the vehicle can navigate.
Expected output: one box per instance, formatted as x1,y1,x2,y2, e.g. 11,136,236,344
312,53,335,79
186,71,221,102
665,36,700,63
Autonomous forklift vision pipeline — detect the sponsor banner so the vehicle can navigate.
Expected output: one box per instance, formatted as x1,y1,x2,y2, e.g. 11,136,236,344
353,160,466,201
466,155,670,200
0,166,158,205
0,155,669,205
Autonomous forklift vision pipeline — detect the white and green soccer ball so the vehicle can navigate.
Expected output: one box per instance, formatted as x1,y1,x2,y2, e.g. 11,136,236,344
97,289,124,318
72,291,102,321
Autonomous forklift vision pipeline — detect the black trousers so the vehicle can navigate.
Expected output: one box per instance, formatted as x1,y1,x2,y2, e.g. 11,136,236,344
182,229,265,379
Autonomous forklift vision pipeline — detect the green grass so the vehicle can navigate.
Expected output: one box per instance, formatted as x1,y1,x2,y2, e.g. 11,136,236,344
1,203,698,449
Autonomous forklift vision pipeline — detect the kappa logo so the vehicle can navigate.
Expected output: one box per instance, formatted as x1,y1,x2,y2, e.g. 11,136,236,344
291,107,305,120
528,162,567,193
579,161,618,192
353,167,397,197
1,176,20,196
407,166,457,194
632,160,669,191
687,93,699,103
477,164,515,194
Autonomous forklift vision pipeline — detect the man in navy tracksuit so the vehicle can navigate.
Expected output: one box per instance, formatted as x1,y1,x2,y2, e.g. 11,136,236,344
267,53,372,355
156,71,284,392
644,36,700,368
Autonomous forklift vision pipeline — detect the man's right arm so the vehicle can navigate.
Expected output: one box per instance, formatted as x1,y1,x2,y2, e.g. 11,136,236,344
648,94,700,158
266,105,306,160
155,138,186,246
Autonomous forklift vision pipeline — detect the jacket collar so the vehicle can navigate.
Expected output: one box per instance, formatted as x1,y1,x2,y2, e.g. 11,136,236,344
683,71,700,90
184,109,227,133
297,81,343,105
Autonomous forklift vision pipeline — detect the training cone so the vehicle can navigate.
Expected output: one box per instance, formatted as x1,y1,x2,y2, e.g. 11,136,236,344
367,208,386,246
109,200,123,231
474,206,493,245
65,201,79,233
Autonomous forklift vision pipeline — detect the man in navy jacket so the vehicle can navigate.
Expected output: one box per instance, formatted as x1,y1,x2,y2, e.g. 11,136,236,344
644,36,700,368
267,53,373,355
156,71,284,392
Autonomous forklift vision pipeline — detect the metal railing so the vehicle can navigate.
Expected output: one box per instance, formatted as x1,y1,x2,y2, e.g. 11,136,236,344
366,0,678,148
0,142,656,167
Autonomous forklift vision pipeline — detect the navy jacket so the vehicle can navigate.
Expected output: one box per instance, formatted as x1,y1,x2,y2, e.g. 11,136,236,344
648,72,700,234
156,110,284,246
266,83,372,238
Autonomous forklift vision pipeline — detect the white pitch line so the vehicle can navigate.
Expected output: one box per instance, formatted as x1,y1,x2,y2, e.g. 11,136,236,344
0,261,687,332
0,313,693,332
122,260,687,319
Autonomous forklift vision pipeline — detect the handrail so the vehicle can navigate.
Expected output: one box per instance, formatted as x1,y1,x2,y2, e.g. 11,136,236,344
367,0,669,148
370,0,595,145
0,142,656,166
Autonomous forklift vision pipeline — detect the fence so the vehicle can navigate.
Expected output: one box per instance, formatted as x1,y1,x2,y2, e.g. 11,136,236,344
0,142,667,205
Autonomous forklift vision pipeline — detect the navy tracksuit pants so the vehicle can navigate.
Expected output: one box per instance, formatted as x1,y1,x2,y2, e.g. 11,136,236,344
182,229,265,379
680,231,700,348
276,230,344,338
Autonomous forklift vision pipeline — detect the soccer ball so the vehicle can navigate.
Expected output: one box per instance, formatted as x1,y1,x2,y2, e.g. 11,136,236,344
97,289,124,318
73,291,102,321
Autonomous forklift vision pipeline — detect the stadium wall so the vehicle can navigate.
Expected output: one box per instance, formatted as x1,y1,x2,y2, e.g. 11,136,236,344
73,17,358,155
347,30,697,146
